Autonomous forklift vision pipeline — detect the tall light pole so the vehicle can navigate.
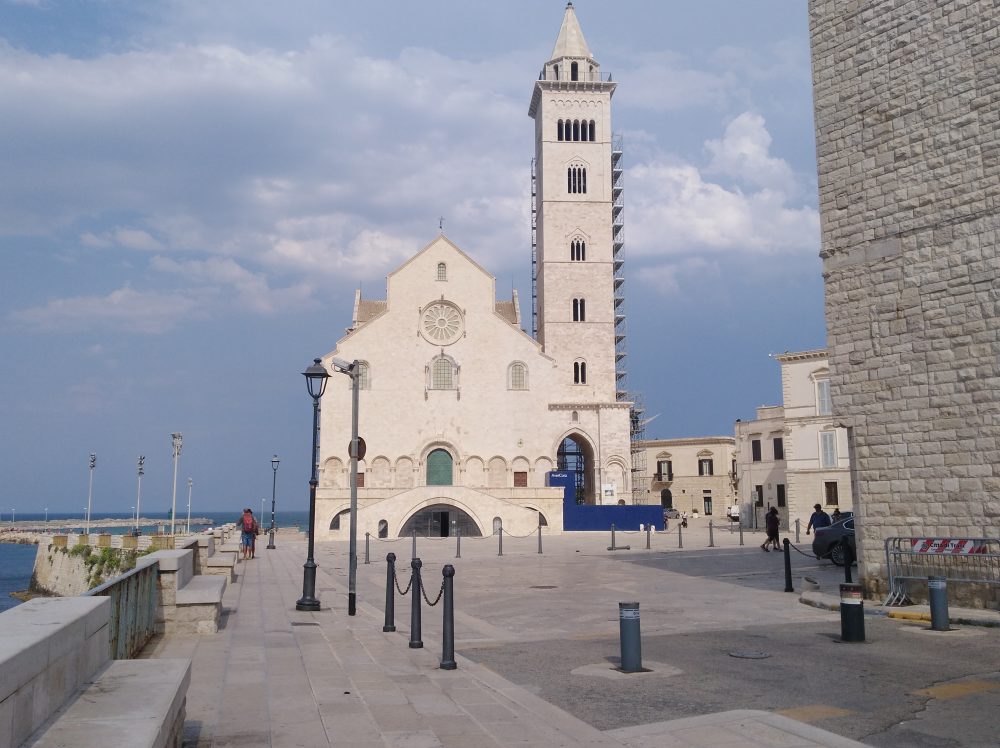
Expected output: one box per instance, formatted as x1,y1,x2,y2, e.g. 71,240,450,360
297,358,330,612
170,433,183,535
135,456,145,535
44,507,48,524
186,477,193,534
329,356,361,617
267,455,279,549
86,453,96,535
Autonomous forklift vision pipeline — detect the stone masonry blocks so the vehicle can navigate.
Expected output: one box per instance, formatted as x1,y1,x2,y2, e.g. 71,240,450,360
811,0,1000,604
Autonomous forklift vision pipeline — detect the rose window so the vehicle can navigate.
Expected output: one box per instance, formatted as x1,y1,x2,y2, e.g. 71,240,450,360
420,302,464,345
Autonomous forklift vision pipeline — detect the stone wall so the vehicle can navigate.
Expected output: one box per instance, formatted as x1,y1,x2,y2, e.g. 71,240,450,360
31,544,137,596
810,0,1000,603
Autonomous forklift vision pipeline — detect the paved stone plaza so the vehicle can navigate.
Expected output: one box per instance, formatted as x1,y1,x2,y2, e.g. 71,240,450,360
144,525,999,746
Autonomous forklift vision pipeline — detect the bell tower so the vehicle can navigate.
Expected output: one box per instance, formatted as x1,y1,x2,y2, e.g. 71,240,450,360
529,1,620,404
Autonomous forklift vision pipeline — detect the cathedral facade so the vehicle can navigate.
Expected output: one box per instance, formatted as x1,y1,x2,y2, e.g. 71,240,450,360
314,4,633,540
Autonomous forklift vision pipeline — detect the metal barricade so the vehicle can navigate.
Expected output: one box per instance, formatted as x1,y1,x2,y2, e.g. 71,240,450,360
883,537,1000,606
86,559,159,659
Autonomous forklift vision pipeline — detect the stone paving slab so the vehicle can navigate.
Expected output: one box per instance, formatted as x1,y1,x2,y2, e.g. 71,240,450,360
145,535,865,747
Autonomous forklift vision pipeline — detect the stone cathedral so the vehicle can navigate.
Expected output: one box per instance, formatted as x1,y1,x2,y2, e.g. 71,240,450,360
314,4,635,539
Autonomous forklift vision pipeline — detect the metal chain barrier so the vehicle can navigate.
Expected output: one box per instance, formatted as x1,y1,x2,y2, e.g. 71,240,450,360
421,576,446,606
393,565,413,596
786,541,815,559
500,527,538,539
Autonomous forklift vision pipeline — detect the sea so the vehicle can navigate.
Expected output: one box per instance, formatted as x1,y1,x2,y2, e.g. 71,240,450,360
0,509,309,613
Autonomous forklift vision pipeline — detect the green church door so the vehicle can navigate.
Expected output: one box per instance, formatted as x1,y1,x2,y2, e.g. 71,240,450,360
426,449,453,486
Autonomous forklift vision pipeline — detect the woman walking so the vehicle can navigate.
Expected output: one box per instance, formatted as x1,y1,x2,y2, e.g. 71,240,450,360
761,507,781,552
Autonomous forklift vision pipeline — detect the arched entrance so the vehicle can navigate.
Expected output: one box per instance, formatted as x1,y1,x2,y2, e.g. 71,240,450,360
557,434,596,504
426,449,453,486
660,488,673,510
399,503,482,537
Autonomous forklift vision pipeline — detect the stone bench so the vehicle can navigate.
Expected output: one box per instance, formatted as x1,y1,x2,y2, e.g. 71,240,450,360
142,548,225,635
1,596,189,748
205,551,238,583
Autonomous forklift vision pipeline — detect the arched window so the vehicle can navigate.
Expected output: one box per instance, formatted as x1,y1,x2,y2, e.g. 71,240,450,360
589,120,596,141
329,509,350,530
573,119,580,141
377,519,388,538
571,62,579,81
553,64,559,81
570,239,586,261
428,355,457,390
574,360,587,384
492,517,503,535
567,166,587,194
571,410,579,422
572,298,586,322
508,362,527,390
437,262,447,281
426,449,453,486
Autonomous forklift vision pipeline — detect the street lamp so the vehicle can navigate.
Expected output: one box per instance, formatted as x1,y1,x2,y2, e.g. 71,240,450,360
296,358,330,612
44,507,48,524
86,453,96,535
328,356,361,617
186,477,193,534
170,433,183,535
135,456,145,535
267,455,279,549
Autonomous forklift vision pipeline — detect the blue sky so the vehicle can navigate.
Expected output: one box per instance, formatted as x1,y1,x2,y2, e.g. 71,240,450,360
0,1,824,514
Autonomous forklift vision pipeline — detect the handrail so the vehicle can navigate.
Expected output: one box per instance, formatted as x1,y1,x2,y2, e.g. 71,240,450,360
86,559,159,658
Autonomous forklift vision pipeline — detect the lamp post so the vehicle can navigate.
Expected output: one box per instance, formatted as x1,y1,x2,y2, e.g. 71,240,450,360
86,453,96,535
170,433,182,535
297,358,330,612
131,506,136,529
267,455,279,549
186,477,193,534
329,356,361,617
135,456,145,535
44,507,48,524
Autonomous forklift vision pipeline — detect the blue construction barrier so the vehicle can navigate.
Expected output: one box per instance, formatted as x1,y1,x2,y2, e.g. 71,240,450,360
547,472,664,531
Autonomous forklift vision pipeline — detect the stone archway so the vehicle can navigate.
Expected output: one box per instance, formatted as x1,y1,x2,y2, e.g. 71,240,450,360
557,433,596,504
399,503,482,538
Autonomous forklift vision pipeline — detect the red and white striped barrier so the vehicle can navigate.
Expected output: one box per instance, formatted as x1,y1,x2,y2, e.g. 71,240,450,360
909,538,988,554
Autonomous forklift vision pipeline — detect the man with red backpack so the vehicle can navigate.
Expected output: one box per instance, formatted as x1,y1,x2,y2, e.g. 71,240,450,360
239,508,259,560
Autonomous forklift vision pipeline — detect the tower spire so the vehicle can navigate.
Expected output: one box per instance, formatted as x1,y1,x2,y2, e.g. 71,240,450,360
550,2,593,61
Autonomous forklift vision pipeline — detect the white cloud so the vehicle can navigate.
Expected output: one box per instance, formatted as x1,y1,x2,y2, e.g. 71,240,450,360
705,112,797,194
627,114,818,259
9,286,202,334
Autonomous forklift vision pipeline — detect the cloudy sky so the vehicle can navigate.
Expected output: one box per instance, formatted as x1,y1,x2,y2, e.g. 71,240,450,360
0,0,824,515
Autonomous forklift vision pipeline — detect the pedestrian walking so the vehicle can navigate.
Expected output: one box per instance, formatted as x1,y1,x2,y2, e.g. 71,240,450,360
806,503,832,535
761,507,781,551
238,508,259,560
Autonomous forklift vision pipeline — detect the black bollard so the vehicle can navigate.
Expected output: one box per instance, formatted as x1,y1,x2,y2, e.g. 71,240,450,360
498,526,503,556
409,558,423,648
610,523,616,550
783,539,794,592
646,524,651,550
618,602,642,672
412,529,417,559
708,520,715,548
928,576,950,631
537,523,543,555
739,521,744,546
843,538,853,583
383,553,396,632
365,532,370,565
456,528,461,559
839,583,865,642
678,522,683,549
440,565,457,670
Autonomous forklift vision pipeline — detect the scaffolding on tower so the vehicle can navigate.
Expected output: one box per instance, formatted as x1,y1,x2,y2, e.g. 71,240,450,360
611,134,648,503
530,157,538,339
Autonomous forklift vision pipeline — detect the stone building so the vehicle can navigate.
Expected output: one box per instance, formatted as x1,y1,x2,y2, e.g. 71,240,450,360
640,437,736,519
734,350,853,531
313,4,634,540
810,1,1000,601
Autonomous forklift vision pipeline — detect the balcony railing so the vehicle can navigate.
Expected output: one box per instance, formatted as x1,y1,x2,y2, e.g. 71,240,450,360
538,70,613,83
86,559,159,659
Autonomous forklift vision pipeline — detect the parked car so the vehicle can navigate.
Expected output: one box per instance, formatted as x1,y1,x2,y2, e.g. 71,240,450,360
663,508,681,519
812,516,856,566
